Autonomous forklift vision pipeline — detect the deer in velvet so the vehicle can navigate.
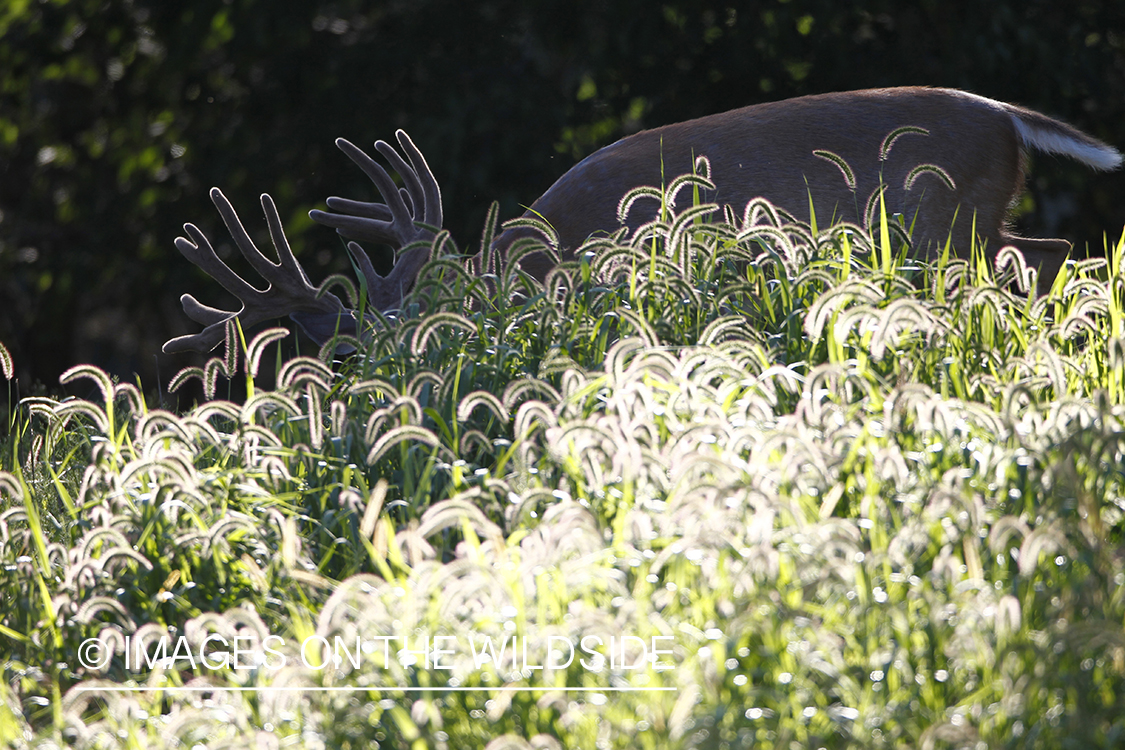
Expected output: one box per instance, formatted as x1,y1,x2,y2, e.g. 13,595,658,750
162,87,1122,354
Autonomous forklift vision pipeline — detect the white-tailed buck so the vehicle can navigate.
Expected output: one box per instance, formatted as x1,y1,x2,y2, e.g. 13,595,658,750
163,87,1121,353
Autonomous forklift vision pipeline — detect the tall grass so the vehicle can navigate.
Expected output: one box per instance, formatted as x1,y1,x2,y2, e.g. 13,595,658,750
2,168,1125,748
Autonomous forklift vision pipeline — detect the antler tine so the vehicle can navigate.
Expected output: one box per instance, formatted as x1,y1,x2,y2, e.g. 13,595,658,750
163,188,349,353
319,196,392,222
308,138,410,246
309,131,442,248
173,220,260,307
392,128,442,229
214,188,300,287
398,187,414,216
372,139,427,236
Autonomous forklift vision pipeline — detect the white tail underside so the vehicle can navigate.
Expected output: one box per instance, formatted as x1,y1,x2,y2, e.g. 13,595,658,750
1010,117,1123,171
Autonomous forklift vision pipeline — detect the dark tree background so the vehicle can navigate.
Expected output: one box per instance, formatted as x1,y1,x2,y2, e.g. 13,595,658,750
2,0,1124,415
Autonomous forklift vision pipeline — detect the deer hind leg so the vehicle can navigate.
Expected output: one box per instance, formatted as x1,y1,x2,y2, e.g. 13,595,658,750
994,234,1072,295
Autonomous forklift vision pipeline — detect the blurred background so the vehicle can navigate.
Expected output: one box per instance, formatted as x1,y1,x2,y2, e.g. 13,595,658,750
2,0,1124,414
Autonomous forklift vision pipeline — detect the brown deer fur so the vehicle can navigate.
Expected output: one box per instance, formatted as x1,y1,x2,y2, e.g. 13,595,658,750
500,87,1121,284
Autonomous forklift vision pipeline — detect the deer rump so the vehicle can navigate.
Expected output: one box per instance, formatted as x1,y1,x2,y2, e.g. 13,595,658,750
164,87,1121,354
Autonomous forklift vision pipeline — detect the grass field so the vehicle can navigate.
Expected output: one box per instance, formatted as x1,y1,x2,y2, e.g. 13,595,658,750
2,174,1125,748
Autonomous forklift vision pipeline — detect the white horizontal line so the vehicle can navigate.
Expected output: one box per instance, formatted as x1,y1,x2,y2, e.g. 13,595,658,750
72,686,675,693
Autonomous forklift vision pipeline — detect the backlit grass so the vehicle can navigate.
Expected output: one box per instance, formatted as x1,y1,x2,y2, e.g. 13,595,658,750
2,170,1125,748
